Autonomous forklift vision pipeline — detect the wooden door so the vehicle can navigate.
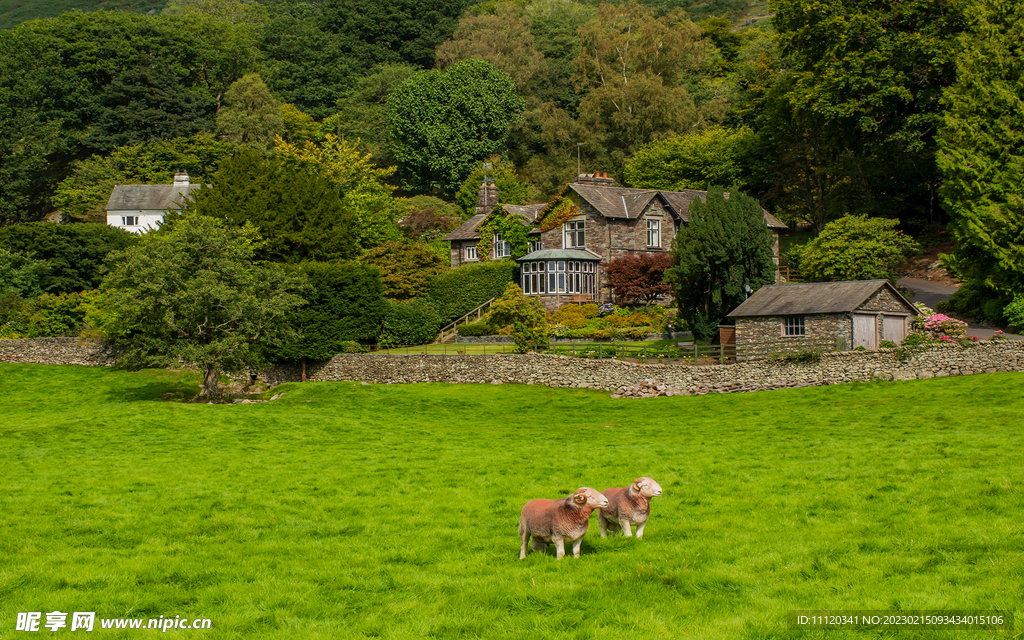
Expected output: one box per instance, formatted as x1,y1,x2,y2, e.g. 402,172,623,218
853,314,877,350
882,315,907,345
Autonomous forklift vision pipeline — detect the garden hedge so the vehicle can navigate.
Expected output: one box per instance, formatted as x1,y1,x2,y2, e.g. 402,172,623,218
426,260,515,323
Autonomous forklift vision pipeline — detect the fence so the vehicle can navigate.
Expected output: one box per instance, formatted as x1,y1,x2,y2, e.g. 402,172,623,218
433,298,496,344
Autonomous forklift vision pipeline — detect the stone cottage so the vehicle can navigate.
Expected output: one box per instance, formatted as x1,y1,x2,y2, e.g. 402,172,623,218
105,170,201,234
726,280,920,350
444,173,788,310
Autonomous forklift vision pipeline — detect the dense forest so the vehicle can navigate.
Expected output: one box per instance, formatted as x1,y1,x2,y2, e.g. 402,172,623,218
0,0,1022,325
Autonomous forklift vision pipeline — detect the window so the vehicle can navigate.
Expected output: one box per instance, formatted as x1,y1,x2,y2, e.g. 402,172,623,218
783,316,805,336
494,233,511,258
520,260,596,295
528,240,541,252
564,220,585,248
122,216,138,226
646,219,660,247
465,246,478,261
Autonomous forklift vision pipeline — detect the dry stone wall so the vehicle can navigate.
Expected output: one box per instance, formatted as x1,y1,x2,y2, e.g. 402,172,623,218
263,341,1024,391
0,338,122,366
4,338,1022,395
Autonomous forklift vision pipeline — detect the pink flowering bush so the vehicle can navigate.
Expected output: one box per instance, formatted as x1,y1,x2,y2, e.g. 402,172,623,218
922,313,968,337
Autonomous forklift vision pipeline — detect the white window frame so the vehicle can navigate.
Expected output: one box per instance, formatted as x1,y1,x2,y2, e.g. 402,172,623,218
122,216,139,226
522,260,595,295
494,233,511,258
563,220,585,249
783,316,806,337
646,218,661,248
465,245,478,261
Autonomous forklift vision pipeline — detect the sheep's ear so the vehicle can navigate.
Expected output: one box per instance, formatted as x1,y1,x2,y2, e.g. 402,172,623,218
573,493,587,505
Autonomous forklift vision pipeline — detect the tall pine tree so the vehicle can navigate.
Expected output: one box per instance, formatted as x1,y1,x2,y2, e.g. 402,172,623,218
938,0,1024,299
665,188,776,341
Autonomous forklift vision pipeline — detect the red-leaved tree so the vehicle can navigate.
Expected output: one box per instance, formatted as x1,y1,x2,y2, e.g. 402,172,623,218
604,253,673,304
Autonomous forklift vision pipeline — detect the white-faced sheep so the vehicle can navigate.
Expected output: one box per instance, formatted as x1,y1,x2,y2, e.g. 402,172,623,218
519,487,609,559
598,477,663,539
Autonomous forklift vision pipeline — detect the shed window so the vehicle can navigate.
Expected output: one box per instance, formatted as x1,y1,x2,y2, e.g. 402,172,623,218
122,216,138,226
783,316,805,337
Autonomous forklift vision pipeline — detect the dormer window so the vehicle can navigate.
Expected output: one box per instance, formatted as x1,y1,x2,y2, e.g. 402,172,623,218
564,220,585,248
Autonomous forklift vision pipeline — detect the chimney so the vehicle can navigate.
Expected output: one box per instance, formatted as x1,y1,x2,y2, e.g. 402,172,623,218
574,171,616,188
476,180,499,215
173,170,190,187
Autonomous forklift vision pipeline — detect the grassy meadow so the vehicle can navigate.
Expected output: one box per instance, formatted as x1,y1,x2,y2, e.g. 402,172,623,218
1,363,1022,638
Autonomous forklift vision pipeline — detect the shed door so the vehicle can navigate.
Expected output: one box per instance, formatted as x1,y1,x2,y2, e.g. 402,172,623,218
882,315,907,345
853,314,877,350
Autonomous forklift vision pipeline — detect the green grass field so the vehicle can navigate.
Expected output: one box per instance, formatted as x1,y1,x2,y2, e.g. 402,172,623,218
1,364,1022,638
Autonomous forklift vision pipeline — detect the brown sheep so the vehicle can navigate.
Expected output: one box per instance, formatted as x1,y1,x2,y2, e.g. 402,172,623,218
518,487,609,559
598,477,663,539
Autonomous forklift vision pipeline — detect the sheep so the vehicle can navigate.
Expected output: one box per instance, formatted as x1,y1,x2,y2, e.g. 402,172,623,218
598,477,663,539
519,487,609,559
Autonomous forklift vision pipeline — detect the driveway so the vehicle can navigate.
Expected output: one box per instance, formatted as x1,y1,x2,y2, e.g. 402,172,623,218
897,278,1021,340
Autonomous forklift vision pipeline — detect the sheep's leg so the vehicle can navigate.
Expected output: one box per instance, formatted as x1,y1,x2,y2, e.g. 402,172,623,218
598,512,608,538
530,539,547,552
636,520,647,539
619,518,633,537
520,531,530,560
553,537,566,559
571,537,583,558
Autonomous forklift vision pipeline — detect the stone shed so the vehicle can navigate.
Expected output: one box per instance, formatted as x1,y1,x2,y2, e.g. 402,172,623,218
727,280,919,350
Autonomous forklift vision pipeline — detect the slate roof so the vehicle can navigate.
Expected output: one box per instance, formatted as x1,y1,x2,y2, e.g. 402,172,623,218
727,280,919,317
105,184,203,211
516,249,602,262
570,184,788,230
442,205,541,242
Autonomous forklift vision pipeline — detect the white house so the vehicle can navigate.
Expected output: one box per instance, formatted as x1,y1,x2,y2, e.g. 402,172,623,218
105,171,202,233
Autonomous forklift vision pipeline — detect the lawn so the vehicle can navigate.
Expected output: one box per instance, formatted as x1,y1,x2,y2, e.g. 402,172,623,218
1,364,1022,639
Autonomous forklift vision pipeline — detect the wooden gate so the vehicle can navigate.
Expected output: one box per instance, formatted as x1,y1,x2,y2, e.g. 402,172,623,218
853,313,877,350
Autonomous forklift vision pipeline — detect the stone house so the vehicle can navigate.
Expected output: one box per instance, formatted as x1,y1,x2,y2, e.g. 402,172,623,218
105,170,201,234
444,173,788,310
726,280,920,350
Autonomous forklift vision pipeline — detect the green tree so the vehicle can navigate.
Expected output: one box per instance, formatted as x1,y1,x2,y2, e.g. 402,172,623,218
95,213,305,399
275,134,402,249
938,0,1024,299
363,241,449,301
624,127,755,191
453,156,533,218
216,73,283,149
272,261,386,364
665,188,776,341
387,59,525,194
0,248,53,299
486,282,549,353
0,223,137,294
771,0,970,226
183,149,359,262
53,133,234,222
796,215,918,284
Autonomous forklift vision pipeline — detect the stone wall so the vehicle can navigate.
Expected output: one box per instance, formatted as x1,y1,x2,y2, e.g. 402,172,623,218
0,338,122,366
5,338,1021,395
262,341,1024,391
736,313,850,349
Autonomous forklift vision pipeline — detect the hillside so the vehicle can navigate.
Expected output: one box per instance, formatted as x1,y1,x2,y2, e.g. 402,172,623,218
0,0,166,30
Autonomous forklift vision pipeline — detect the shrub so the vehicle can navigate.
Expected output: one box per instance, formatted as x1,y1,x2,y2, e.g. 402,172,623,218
922,313,967,337
379,298,442,347
551,305,589,329
1005,295,1024,332
579,303,600,319
799,215,918,283
486,283,549,353
769,348,822,364
271,261,386,362
604,253,673,304
22,291,93,337
624,313,652,327
880,340,896,349
456,320,494,336
426,260,515,323
0,223,136,294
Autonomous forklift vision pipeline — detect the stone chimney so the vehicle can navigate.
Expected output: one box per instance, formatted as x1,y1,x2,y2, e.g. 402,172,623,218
476,180,499,215
173,170,190,187
574,171,615,187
